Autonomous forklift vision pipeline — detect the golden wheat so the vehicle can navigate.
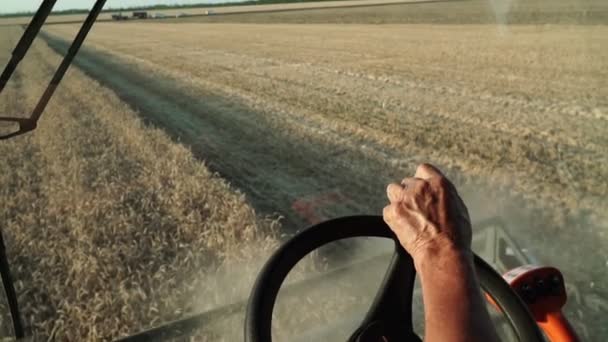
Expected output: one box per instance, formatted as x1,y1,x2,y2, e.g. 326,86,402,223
0,26,279,341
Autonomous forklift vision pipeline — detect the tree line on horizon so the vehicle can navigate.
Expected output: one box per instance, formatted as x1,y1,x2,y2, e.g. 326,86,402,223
0,0,345,18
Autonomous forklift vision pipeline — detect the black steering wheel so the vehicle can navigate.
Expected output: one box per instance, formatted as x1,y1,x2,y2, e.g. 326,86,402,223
245,215,545,341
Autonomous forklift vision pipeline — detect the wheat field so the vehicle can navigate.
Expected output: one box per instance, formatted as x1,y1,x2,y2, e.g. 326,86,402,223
0,0,607,340
0,25,282,340
42,16,608,339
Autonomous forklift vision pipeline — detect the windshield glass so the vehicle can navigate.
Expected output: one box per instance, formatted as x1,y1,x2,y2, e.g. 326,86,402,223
0,0,606,340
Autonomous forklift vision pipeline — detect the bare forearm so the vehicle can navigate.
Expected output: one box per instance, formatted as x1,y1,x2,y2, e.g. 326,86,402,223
416,247,500,342
383,164,500,341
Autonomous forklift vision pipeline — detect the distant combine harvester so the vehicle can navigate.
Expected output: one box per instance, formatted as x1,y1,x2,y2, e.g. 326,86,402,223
132,11,148,19
112,11,175,21
111,12,129,20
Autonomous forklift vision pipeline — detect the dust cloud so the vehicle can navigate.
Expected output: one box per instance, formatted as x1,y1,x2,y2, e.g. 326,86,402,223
488,0,514,30
183,238,395,341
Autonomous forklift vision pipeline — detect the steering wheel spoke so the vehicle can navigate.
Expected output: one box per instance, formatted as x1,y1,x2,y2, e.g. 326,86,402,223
348,246,420,342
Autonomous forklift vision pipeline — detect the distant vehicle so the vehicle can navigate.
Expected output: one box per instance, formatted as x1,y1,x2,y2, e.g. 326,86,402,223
153,13,168,19
111,13,129,21
177,13,188,18
132,11,148,19
204,10,215,16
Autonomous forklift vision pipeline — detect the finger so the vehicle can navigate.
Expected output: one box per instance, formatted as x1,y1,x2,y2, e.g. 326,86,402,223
383,203,407,224
387,183,404,203
383,204,404,235
383,204,418,248
383,204,396,225
414,163,444,180
401,177,427,193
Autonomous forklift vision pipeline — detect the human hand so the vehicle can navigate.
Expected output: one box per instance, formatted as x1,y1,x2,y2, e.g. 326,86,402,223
383,164,472,262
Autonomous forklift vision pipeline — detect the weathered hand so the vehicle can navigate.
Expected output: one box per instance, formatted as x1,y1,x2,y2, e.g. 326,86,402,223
382,164,472,262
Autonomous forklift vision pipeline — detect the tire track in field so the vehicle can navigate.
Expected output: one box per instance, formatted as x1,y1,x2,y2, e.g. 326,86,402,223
41,33,408,231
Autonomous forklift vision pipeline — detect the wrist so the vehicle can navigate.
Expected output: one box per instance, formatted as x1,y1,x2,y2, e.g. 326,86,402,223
411,239,473,275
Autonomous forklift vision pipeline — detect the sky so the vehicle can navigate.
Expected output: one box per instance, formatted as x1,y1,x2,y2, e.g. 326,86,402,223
1,0,236,15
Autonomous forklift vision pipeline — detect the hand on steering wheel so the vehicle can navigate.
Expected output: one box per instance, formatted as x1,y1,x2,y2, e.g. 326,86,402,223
384,164,498,342
384,163,471,262
245,164,544,342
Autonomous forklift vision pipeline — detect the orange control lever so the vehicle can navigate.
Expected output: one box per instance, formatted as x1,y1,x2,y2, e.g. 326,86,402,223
501,265,580,342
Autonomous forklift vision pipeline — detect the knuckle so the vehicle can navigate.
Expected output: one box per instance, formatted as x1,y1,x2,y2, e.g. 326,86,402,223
436,176,449,188
418,180,431,193
430,175,453,193
383,205,394,219
417,163,431,171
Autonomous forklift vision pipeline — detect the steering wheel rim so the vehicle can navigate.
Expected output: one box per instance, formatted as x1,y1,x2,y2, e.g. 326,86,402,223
245,215,544,341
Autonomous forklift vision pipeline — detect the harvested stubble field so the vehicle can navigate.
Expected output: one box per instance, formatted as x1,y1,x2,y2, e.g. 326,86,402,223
0,0,607,340
45,22,608,241
44,2,607,337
